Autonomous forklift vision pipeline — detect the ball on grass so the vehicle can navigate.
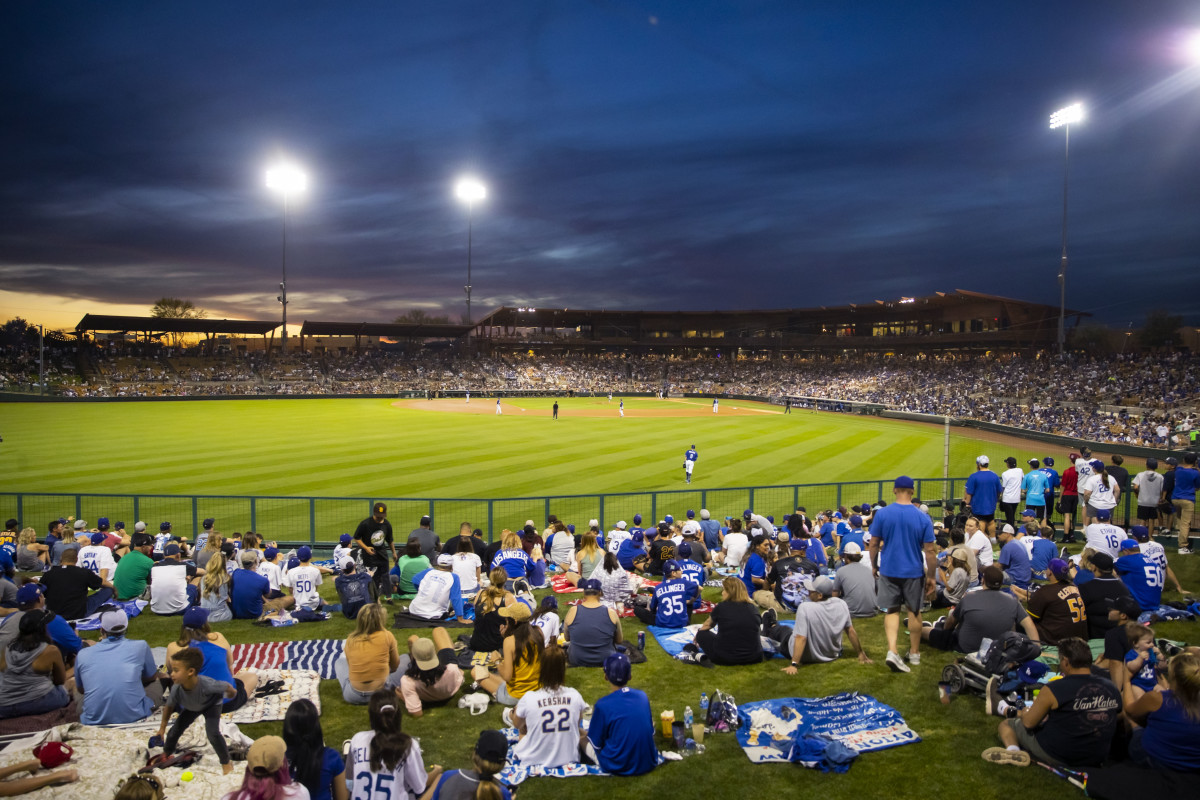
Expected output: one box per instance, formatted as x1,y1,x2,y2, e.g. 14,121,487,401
181,771,194,782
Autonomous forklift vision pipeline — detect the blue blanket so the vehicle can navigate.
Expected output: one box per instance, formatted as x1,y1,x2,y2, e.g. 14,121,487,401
74,599,148,631
648,621,792,660
495,726,666,786
736,693,920,768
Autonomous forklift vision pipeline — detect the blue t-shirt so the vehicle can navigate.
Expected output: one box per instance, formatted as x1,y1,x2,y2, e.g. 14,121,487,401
1022,471,1050,505
965,470,1002,515
678,559,706,601
838,530,865,556
1172,466,1200,500
1125,648,1159,692
699,520,722,551
491,548,533,580
47,613,84,657
800,538,827,567
1030,538,1057,574
431,769,513,800
589,687,658,776
1141,691,1200,772
289,746,345,800
740,553,768,596
651,578,694,628
1040,468,1060,493
616,539,645,572
0,547,13,577
873,504,935,579
998,540,1032,588
230,568,271,618
1116,553,1163,611
76,636,158,724
818,523,836,548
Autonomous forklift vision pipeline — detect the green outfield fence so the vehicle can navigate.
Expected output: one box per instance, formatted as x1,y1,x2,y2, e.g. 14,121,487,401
3,477,1002,551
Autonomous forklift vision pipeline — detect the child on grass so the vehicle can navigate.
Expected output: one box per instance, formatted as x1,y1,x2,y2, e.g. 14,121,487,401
347,690,441,799
156,647,236,775
1125,626,1167,699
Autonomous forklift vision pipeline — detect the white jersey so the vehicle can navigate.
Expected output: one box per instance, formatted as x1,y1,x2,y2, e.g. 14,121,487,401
409,569,456,620
283,564,324,610
606,531,630,555
967,531,994,567
1139,540,1168,572
153,533,171,555
451,552,482,592
257,560,283,592
349,731,426,800
1075,458,1095,484
512,685,586,768
1019,535,1036,559
1084,523,1125,559
723,532,749,568
1082,474,1118,510
332,544,353,563
530,610,561,645
78,544,116,580
1001,468,1024,503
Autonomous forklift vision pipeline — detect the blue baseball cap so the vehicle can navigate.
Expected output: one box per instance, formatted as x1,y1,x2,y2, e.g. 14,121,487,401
633,514,642,524
263,547,279,560
160,521,172,531
603,650,632,686
686,510,695,519
850,514,863,527
632,531,644,543
677,542,692,558
580,578,602,593
97,517,110,530
567,524,575,533
663,559,681,574
1018,660,1048,684
1119,538,1140,552
340,533,352,544
1021,509,1036,518
743,509,753,519
833,512,842,519
1095,508,1112,520
297,546,312,561
664,515,674,524
1043,457,1054,466
90,532,106,545
894,476,915,489
287,556,301,570
202,518,216,529
1131,525,1150,541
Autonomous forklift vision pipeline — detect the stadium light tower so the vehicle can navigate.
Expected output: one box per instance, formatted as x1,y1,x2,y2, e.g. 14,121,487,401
455,176,487,326
265,160,308,355
1049,102,1084,358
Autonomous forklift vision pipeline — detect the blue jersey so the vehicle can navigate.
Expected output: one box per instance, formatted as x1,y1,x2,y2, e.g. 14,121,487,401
1040,468,1060,493
491,548,533,580
677,559,706,604
1172,467,1200,500
818,522,836,548
650,578,694,628
740,552,768,596
838,530,865,556
1030,538,1057,574
800,538,827,566
589,687,658,776
965,470,1002,515
685,449,698,463
1022,471,1050,505
1116,553,1163,612
616,539,645,572
998,540,1032,589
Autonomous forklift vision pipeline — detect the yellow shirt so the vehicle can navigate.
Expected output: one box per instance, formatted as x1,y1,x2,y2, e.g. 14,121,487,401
345,631,399,691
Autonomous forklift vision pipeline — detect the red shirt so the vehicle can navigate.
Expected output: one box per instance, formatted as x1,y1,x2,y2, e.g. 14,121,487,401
1061,467,1078,497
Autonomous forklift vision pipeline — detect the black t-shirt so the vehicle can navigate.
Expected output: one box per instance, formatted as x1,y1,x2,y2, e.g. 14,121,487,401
39,564,102,621
1035,673,1122,767
482,541,503,572
768,556,819,605
647,539,676,575
1106,466,1129,492
470,600,506,652
1103,624,1133,663
707,601,764,665
353,517,393,563
1078,576,1131,639
469,536,489,559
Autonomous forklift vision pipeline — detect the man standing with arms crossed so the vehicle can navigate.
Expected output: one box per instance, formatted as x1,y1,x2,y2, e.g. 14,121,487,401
1171,452,1198,554
869,476,936,674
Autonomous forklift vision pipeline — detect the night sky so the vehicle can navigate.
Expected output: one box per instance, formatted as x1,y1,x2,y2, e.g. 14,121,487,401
4,1,1200,333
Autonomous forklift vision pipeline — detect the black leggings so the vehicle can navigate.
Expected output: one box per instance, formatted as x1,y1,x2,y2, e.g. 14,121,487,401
694,628,765,666
165,703,229,764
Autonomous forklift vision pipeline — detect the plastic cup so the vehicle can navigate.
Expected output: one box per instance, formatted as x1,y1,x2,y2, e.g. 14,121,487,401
660,709,675,738
692,723,705,743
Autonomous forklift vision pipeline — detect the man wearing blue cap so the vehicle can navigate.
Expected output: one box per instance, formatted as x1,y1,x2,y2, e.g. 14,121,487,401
1083,508,1124,560
869,476,936,673
1115,539,1163,613
586,651,657,776
964,456,1003,538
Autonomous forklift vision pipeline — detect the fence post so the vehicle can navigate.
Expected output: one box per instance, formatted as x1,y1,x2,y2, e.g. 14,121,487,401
75,494,81,521
544,498,550,526
250,497,257,532
793,485,798,511
487,501,494,544
836,483,842,509
134,495,140,523
651,493,657,526
598,495,605,531
192,497,198,542
701,489,707,510
428,499,434,527
310,498,317,544
16,494,21,527
749,487,755,512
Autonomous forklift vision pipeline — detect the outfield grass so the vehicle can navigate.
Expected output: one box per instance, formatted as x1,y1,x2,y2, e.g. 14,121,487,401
4,398,1196,799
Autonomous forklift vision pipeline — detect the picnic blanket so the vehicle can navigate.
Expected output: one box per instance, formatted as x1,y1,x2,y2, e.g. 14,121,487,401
73,598,148,631
231,640,344,678
551,575,584,593
495,726,667,786
648,621,791,659
1139,603,1198,624
103,669,321,729
0,723,247,800
569,599,714,619
393,610,474,629
736,693,920,769
0,702,79,736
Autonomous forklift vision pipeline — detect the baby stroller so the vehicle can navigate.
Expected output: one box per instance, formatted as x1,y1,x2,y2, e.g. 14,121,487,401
940,632,1042,698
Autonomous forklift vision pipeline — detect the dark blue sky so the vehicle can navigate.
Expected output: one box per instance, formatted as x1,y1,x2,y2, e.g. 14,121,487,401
3,1,1200,332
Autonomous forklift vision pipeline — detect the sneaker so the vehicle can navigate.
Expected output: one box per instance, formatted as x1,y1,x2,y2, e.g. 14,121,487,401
760,608,778,631
981,747,1030,767
921,620,933,630
1157,638,1182,657
1059,546,1070,560
1178,547,1192,555
907,652,921,666
502,707,515,728
885,650,911,673
985,675,1002,717
513,579,531,595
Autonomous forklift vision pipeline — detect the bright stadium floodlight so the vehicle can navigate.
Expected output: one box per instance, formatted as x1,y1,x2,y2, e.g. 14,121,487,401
1184,30,1200,63
454,176,487,326
1048,103,1084,358
265,161,308,355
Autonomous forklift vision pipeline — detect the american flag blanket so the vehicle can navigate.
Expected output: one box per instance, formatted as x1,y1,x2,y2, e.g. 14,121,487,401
231,639,344,678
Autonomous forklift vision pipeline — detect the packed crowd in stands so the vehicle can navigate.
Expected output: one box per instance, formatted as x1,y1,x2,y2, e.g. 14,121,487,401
1,465,1197,796
2,340,1198,447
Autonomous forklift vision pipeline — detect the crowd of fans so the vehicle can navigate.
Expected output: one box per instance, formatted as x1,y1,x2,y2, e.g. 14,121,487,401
2,341,1197,447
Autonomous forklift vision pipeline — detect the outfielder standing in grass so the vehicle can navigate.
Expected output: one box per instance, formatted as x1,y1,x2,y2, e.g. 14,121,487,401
869,475,936,674
684,444,698,484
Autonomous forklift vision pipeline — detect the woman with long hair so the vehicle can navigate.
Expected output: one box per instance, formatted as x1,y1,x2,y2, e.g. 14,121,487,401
529,595,561,645
1082,459,1120,524
165,606,258,712
592,552,633,611
392,538,430,598
347,690,441,800
398,628,464,718
195,532,225,572
0,609,70,718
511,643,586,768
198,551,233,622
1120,650,1200,772
423,729,511,800
691,576,765,666
333,603,403,704
283,698,348,800
472,603,543,707
490,531,534,587
221,736,308,800
452,535,483,594
15,527,48,570
470,568,517,657
565,531,603,586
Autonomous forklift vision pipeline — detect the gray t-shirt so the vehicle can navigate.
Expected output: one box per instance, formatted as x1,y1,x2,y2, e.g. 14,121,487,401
953,589,1028,654
944,567,969,604
167,674,231,712
790,596,852,663
409,528,440,560
833,562,877,618
1133,471,1163,507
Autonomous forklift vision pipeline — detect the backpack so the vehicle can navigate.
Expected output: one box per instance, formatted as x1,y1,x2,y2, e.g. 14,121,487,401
982,631,1042,675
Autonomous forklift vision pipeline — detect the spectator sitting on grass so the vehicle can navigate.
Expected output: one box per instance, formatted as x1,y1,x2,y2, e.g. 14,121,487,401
1027,559,1088,645
334,603,404,705
922,565,1040,654
398,628,464,718
982,636,1121,769
931,547,970,609
591,552,634,613
491,531,536,590
230,549,294,620
690,576,764,665
408,554,470,624
113,532,156,601
335,556,378,621
766,576,871,673
511,643,587,768
391,539,429,600
425,729,511,800
148,543,202,617
996,524,1032,602
832,542,877,617
0,609,70,719
585,650,658,776
564,579,623,667
471,602,543,708
0,584,86,664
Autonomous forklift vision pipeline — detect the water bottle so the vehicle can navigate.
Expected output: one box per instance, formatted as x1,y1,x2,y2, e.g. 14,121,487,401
684,706,693,727
699,692,709,718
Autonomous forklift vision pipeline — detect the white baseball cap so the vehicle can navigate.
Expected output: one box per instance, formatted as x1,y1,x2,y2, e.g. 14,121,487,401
134,521,147,532
616,521,627,530
976,455,989,465
842,541,862,555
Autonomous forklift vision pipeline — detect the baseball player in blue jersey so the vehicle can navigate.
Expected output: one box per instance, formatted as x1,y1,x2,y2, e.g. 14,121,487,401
684,445,698,484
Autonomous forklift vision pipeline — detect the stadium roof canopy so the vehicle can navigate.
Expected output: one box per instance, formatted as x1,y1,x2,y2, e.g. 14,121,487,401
299,321,473,339
75,314,280,336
